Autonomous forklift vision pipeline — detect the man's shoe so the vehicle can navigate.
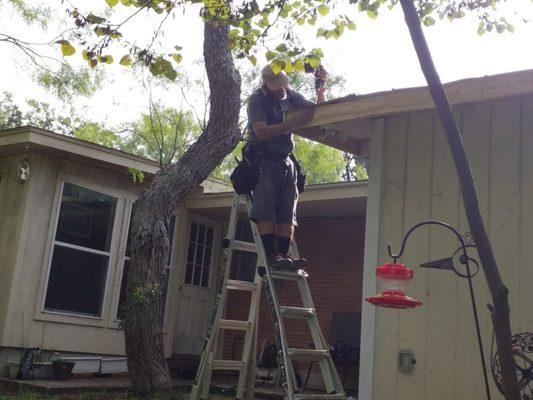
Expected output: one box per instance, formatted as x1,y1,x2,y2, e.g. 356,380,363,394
283,253,308,270
268,254,293,271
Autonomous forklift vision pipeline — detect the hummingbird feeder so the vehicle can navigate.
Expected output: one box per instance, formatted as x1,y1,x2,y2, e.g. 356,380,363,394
365,263,422,309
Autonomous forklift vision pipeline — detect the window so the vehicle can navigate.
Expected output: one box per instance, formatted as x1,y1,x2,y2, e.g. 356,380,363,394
230,220,257,282
116,214,175,320
44,182,117,317
184,221,215,288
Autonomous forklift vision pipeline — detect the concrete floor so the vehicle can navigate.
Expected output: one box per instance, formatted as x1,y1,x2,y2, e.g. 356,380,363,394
0,376,284,399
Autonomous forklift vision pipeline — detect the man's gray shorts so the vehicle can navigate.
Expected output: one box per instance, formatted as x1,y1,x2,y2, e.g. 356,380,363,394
250,156,298,226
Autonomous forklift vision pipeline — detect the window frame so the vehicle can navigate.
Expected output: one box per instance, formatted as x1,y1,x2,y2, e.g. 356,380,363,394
182,214,218,291
35,174,127,326
108,201,177,331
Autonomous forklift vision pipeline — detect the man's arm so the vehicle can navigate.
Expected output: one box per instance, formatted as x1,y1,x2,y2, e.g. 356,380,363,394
252,108,314,141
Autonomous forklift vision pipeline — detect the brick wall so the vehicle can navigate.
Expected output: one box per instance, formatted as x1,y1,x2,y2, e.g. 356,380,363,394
221,215,365,390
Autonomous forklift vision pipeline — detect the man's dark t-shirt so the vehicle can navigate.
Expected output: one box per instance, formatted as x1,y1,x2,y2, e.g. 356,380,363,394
246,88,313,154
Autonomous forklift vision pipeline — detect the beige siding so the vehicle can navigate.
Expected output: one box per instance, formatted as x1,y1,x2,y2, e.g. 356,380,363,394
0,156,30,344
0,152,157,356
374,95,533,400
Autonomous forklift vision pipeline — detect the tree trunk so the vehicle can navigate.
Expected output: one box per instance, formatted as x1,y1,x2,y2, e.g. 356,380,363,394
123,21,241,396
398,1,520,399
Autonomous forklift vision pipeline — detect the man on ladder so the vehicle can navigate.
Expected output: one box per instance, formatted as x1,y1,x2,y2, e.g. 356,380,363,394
245,63,328,270
191,63,345,400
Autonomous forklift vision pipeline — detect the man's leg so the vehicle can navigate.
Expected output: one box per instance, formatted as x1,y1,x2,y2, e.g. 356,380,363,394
257,219,276,258
275,158,307,269
275,223,293,256
250,159,292,269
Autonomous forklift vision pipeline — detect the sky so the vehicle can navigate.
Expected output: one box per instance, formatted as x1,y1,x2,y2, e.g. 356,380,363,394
1,0,533,127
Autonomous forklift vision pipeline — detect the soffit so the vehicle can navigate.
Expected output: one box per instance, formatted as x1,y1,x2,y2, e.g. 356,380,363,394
287,68,533,156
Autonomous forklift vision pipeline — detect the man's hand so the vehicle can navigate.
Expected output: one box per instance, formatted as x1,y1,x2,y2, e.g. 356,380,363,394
287,107,315,129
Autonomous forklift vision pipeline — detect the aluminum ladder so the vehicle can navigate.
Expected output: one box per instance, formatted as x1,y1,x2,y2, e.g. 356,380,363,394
190,193,346,400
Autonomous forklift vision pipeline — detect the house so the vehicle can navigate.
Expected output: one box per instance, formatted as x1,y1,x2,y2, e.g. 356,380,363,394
0,126,366,392
285,68,533,400
2,66,533,400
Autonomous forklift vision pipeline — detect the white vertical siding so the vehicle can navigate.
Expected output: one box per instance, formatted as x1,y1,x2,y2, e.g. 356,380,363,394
374,95,533,400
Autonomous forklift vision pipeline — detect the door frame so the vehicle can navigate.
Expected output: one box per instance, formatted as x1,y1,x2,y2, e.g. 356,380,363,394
170,209,223,356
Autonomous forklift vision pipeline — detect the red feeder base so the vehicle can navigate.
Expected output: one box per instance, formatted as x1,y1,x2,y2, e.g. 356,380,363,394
366,290,422,309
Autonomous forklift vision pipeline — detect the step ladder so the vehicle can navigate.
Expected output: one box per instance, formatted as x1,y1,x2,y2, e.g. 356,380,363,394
190,193,346,400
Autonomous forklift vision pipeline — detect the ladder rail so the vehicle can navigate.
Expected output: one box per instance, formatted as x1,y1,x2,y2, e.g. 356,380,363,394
191,195,257,400
191,193,347,400
244,196,299,399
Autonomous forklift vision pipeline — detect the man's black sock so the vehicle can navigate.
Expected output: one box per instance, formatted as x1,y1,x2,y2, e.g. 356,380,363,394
260,234,276,258
277,236,291,256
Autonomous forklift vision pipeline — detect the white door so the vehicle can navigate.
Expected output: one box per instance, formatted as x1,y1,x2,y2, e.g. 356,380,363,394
173,214,221,355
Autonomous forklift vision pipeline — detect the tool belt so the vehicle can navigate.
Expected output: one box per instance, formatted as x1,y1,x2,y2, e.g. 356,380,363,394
229,143,306,195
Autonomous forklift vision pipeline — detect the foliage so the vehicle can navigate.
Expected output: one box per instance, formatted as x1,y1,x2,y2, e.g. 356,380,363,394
73,121,122,148
122,105,202,167
34,64,105,101
3,0,51,28
55,0,519,84
0,92,74,134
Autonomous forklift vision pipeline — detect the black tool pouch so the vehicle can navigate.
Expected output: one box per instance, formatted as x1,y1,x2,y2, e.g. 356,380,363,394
290,153,306,194
230,145,259,195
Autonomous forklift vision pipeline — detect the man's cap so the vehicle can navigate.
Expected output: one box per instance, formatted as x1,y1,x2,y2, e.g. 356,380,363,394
261,64,289,91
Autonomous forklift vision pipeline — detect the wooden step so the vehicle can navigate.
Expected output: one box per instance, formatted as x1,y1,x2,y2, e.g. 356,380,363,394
280,306,316,319
211,359,245,371
226,279,257,292
294,394,346,400
288,348,330,360
218,319,250,330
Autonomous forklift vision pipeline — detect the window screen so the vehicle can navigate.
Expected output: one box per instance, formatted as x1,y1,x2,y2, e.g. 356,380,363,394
44,182,117,317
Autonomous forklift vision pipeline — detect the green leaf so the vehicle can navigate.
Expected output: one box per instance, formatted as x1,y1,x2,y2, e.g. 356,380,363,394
106,0,120,7
284,61,294,73
247,55,257,66
164,67,178,81
275,43,288,52
60,42,76,56
172,53,183,64
121,0,132,5
98,55,113,64
81,50,90,60
307,56,320,68
423,16,435,26
86,13,106,24
347,22,356,30
270,61,282,74
318,4,330,16
294,59,305,72
296,18,305,26
265,50,277,61
88,58,98,69
367,9,378,19
119,55,132,66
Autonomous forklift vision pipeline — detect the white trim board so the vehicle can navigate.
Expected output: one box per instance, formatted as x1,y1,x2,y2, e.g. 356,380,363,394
358,118,385,400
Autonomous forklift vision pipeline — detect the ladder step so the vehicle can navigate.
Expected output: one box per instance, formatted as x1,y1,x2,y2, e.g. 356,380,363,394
219,319,250,330
280,306,316,319
288,348,330,360
212,360,245,371
294,394,346,400
233,240,257,253
270,269,309,281
227,279,258,292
